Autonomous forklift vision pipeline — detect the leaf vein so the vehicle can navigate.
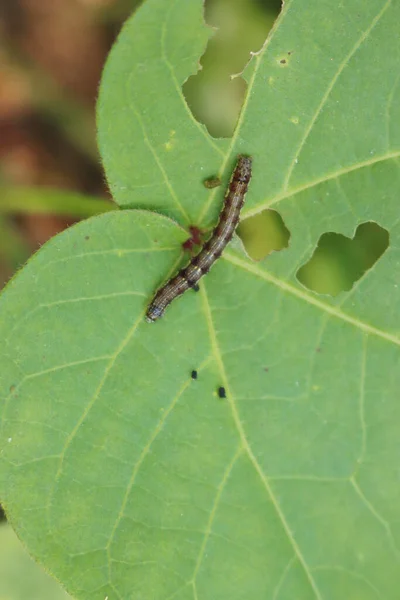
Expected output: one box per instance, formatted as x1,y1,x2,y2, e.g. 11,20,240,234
245,150,400,219
190,446,242,583
199,281,323,600
282,0,393,191
225,251,400,347
105,356,212,585
350,476,400,557
127,95,190,223
45,313,144,530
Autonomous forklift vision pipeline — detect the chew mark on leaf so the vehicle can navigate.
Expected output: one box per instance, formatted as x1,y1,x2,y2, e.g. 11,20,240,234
297,221,389,296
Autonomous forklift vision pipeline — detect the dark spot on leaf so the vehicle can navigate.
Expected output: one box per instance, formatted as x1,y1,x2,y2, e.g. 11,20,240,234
189,226,202,245
9,385,16,393
191,370,198,380
85,235,90,241
183,225,203,252
218,386,226,399
264,367,269,373
182,240,193,252
280,58,287,65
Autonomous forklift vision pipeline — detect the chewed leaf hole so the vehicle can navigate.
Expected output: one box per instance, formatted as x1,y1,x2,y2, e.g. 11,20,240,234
237,209,290,261
182,1,279,138
297,221,389,296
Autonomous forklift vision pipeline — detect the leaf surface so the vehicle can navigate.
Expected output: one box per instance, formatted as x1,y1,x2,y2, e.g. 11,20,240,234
1,0,400,599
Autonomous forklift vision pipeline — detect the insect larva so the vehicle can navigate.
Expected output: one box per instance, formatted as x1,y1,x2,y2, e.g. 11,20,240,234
203,176,222,189
146,155,252,322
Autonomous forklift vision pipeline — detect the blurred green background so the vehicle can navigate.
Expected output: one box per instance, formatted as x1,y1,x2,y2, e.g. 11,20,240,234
0,0,387,596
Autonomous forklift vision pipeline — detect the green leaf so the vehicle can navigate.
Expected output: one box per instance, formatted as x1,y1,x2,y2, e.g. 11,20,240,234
1,0,400,599
97,0,229,225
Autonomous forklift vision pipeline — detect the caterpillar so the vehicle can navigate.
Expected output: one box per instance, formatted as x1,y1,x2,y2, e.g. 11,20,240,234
146,155,252,322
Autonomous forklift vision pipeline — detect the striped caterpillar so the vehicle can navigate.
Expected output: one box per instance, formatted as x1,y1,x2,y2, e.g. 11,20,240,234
146,155,252,322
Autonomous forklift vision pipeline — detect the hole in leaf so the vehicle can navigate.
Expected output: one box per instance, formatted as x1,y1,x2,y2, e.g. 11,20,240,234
296,222,389,296
237,209,290,260
183,0,280,138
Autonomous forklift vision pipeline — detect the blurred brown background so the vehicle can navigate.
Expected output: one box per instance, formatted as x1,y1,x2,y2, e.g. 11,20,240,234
0,0,143,287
